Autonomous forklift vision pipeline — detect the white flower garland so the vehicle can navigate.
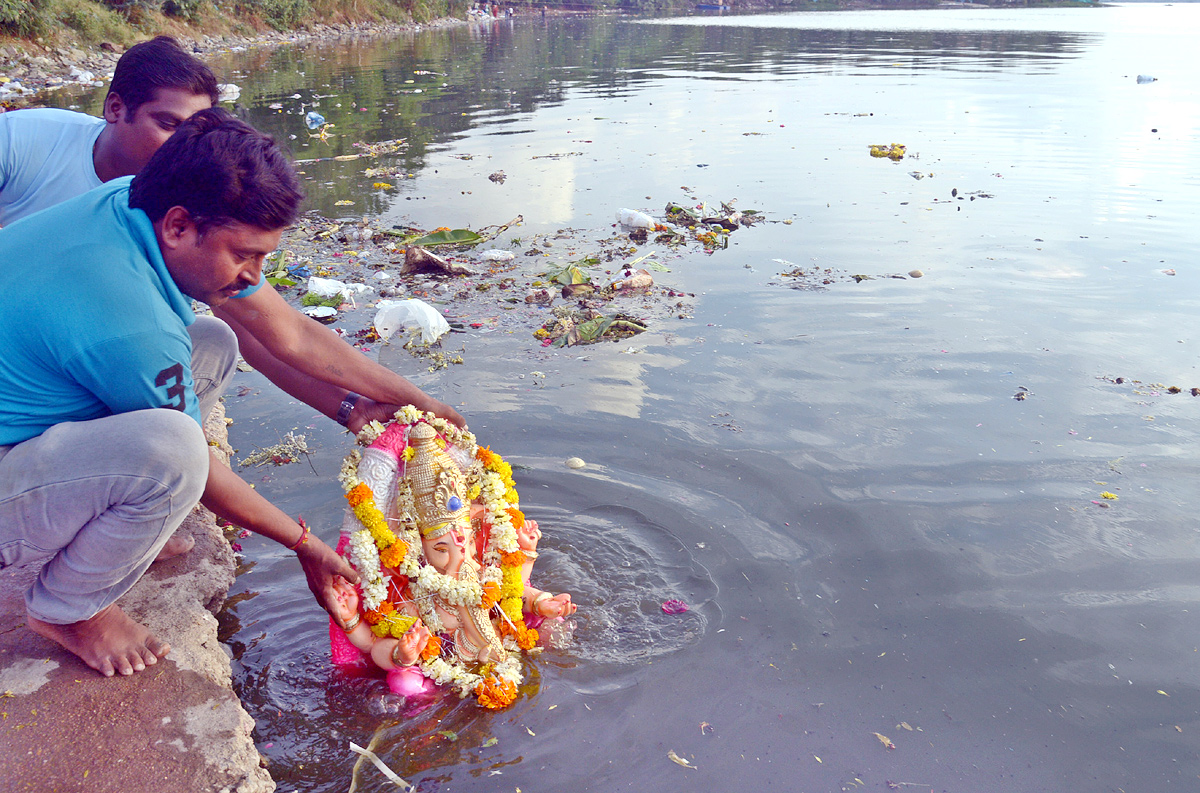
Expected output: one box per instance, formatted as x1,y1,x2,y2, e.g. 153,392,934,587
339,405,529,705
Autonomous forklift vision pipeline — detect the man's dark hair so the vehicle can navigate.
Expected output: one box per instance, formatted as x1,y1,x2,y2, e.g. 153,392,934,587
130,107,303,233
107,36,219,116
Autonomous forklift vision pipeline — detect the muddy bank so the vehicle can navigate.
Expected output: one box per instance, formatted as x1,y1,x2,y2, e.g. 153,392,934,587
1,16,471,106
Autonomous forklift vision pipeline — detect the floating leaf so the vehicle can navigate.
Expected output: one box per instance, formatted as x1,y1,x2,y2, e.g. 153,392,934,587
667,750,696,770
438,730,458,741
1158,689,1170,697
874,732,896,750
411,228,483,247
544,263,592,286
483,737,499,747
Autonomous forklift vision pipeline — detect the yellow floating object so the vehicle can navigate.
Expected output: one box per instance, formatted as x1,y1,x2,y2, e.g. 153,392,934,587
869,143,907,160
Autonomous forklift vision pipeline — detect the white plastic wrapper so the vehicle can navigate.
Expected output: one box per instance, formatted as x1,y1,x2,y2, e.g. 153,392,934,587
307,276,371,300
374,299,450,344
616,208,655,229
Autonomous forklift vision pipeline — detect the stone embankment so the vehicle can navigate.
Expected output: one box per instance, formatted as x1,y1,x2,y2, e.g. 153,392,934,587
0,405,275,793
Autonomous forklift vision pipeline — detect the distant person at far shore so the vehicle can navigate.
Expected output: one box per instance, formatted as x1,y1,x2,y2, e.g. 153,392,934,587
0,35,217,228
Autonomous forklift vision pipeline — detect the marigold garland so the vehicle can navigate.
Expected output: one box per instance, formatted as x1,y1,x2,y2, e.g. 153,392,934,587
339,406,541,709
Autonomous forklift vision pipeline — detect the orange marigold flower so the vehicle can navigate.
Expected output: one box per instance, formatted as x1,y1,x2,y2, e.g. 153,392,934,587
380,540,408,568
517,625,539,651
480,581,501,610
476,446,500,467
505,507,525,530
475,676,518,710
420,635,442,662
363,608,384,626
346,483,372,507
500,550,527,568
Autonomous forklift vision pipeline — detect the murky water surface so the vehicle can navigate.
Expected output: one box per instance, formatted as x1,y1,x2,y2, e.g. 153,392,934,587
62,4,1200,790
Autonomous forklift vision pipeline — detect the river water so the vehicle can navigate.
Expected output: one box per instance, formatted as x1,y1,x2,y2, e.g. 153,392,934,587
57,3,1200,790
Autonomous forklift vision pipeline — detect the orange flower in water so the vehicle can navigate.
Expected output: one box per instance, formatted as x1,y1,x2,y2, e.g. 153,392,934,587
480,581,501,610
505,507,525,530
380,539,408,568
475,676,518,710
420,635,442,662
346,483,372,507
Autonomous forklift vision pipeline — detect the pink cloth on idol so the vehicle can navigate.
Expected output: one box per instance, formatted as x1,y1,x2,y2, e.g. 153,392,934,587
369,422,409,460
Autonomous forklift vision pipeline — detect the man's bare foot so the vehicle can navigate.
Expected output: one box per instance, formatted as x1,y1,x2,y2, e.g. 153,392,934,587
154,532,195,562
27,604,171,677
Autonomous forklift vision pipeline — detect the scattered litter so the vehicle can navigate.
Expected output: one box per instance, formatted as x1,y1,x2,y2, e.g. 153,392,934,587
307,276,370,301
907,269,924,278
488,171,507,183
305,111,327,129
1100,491,1119,500
1136,74,1157,84
616,208,656,229
375,299,451,343
479,249,516,262
402,245,471,276
349,742,413,790
238,431,313,469
661,599,689,614
565,457,587,469
667,750,697,770
869,143,906,160
217,83,241,102
303,305,338,321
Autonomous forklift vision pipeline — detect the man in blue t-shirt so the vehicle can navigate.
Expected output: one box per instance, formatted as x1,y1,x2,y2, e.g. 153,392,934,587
0,109,373,678
1,36,464,456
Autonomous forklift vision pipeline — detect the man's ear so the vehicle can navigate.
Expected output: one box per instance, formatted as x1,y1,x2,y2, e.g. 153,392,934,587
158,206,196,252
103,92,126,124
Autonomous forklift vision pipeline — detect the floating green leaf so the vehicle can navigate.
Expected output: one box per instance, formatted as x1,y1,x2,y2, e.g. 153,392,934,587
438,730,459,742
411,228,483,247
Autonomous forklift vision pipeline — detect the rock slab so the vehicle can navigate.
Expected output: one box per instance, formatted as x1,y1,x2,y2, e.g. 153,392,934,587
0,404,273,793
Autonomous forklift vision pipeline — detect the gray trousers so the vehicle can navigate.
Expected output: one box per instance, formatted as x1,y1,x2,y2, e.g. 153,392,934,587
0,316,238,624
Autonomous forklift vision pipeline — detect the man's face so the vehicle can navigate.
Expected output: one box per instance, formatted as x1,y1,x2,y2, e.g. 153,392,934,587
104,87,214,174
161,215,281,307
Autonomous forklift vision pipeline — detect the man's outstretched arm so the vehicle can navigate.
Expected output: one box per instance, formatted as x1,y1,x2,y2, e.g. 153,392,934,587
215,285,464,427
200,449,359,617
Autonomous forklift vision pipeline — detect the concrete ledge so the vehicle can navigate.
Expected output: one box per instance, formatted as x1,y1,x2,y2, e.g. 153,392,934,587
0,404,273,793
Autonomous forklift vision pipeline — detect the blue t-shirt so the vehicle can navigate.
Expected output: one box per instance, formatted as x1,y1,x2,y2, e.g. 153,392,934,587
0,178,203,446
0,108,105,228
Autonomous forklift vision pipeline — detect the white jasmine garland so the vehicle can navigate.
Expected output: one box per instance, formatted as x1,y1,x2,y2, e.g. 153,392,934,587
340,405,538,708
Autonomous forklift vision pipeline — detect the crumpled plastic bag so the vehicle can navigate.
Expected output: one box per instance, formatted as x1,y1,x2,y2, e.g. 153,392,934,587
307,276,371,300
616,208,655,229
374,299,450,344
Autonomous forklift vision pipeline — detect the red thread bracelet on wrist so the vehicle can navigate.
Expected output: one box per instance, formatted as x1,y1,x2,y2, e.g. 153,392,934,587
287,516,311,551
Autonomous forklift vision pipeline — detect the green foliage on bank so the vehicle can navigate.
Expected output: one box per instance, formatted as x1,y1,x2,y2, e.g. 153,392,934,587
0,0,465,43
